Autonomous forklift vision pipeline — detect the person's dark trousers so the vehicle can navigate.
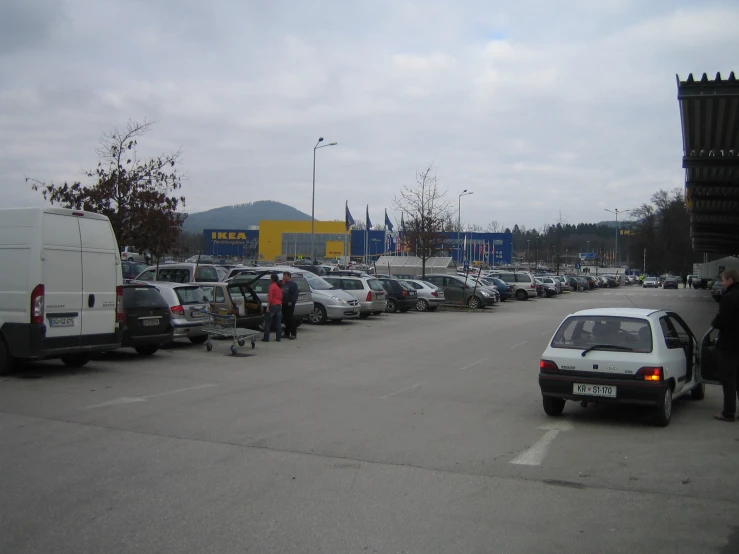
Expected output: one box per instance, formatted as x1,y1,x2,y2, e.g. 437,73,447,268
263,305,283,342
718,349,739,418
282,303,296,338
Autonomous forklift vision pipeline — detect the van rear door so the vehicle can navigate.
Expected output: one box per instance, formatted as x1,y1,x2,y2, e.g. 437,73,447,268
79,216,120,340
41,213,83,342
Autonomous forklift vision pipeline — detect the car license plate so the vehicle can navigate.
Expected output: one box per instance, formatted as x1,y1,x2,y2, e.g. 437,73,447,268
191,310,205,318
141,318,160,327
573,383,617,398
49,317,74,327
298,294,307,302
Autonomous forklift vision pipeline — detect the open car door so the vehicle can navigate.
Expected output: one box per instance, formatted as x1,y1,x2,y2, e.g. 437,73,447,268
697,328,721,385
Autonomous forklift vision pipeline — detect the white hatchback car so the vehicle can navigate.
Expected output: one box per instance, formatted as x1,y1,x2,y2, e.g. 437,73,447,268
538,308,711,426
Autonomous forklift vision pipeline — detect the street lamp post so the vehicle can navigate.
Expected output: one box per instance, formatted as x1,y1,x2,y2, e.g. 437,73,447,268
604,208,632,267
458,190,473,263
526,240,530,267
311,137,338,264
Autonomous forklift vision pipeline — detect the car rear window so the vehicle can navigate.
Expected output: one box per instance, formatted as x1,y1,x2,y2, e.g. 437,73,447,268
175,286,207,305
194,266,219,282
551,316,653,353
122,286,167,309
367,279,384,291
398,281,415,291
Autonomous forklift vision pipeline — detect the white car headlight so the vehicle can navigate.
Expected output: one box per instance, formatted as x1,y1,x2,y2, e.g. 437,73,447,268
480,290,490,296
332,296,348,304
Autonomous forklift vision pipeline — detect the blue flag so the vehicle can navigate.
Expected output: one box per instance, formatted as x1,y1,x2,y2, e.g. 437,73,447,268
384,209,394,232
345,202,355,231
366,205,372,230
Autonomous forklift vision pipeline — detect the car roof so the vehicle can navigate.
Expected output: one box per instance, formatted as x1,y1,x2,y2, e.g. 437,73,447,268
142,263,216,270
570,308,662,318
146,281,203,289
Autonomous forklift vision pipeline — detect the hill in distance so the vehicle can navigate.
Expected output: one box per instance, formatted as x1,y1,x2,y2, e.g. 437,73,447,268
182,201,311,233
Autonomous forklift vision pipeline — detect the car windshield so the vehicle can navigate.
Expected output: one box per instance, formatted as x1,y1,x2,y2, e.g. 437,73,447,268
551,316,653,353
302,272,333,290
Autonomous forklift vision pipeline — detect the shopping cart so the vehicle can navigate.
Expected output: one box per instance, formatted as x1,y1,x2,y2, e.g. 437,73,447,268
202,311,260,355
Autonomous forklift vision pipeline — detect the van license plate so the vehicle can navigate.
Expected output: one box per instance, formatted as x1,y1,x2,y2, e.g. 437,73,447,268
141,319,160,327
573,383,617,398
49,318,74,327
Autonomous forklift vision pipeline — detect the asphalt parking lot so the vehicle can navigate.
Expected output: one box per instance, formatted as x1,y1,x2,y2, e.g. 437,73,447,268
1,286,738,553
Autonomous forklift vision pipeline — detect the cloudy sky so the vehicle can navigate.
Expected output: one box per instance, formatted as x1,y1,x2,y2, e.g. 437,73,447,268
1,0,737,231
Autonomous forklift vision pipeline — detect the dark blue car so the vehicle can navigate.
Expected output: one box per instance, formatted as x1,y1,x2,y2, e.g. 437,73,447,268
481,277,514,301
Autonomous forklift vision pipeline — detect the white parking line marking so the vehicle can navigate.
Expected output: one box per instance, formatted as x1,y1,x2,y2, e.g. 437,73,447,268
380,382,422,399
87,384,217,409
510,341,528,350
510,421,573,466
459,358,488,370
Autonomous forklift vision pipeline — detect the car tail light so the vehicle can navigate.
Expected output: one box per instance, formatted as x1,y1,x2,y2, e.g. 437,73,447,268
366,291,373,302
116,285,125,324
31,284,45,324
636,367,663,381
431,290,439,297
539,359,559,373
531,282,536,288
171,305,185,316
402,290,408,296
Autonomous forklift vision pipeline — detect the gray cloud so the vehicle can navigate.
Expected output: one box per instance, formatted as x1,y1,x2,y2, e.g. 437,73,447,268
1,0,737,230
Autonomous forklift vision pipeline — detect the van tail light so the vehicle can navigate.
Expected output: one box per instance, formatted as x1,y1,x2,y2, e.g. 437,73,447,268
171,305,186,316
115,285,126,324
635,367,663,381
431,290,439,297
366,291,373,302
539,359,559,373
31,284,45,324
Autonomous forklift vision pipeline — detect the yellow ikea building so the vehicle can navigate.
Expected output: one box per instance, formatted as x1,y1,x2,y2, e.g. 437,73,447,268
259,220,348,262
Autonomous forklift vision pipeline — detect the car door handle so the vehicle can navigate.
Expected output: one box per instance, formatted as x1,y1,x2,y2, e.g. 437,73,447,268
88,294,95,308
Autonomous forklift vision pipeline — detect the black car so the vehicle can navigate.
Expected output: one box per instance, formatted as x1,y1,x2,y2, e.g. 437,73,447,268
121,260,149,282
121,284,174,355
663,277,679,289
379,278,418,313
711,278,723,302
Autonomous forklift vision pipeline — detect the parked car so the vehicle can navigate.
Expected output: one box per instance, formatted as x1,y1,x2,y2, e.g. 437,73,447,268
642,276,658,288
378,278,418,313
301,271,360,324
136,263,221,284
148,282,210,344
537,276,562,295
402,279,446,312
479,277,513,301
120,284,174,355
122,260,149,282
487,271,537,300
710,279,723,302
553,275,572,292
536,278,558,298
425,274,497,309
0,208,124,372
538,308,706,426
663,276,679,289
229,269,313,328
198,281,263,330
323,276,387,317
185,255,216,264
120,246,150,263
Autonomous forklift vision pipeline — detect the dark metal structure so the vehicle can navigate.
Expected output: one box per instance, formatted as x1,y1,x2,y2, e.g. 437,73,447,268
677,72,739,254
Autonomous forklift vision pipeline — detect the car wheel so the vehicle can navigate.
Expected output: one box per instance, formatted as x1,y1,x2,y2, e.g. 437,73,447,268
690,381,705,400
134,345,159,355
515,289,528,301
189,335,208,345
359,312,370,319
309,304,328,324
0,338,13,376
60,354,90,368
543,396,566,416
385,299,398,313
653,387,673,427
467,296,482,309
416,299,429,312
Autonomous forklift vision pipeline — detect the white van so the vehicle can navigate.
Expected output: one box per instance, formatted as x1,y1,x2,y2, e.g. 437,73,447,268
0,208,124,373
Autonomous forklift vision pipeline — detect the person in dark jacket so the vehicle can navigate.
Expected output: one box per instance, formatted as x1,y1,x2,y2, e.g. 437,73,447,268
711,268,739,422
281,271,300,340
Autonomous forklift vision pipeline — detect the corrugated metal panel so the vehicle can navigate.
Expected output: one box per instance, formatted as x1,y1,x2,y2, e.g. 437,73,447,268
677,72,739,253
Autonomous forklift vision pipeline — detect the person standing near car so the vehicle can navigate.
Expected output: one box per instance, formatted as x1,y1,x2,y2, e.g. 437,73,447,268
711,268,739,422
262,273,283,342
282,271,299,340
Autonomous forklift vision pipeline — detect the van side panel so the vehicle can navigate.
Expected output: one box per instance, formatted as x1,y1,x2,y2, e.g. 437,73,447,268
41,213,84,341
79,218,120,338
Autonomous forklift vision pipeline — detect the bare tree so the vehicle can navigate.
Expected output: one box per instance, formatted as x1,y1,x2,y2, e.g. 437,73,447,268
486,220,503,233
467,223,484,232
392,164,453,278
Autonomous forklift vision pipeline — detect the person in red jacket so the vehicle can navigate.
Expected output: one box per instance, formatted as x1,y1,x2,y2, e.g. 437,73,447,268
262,273,283,342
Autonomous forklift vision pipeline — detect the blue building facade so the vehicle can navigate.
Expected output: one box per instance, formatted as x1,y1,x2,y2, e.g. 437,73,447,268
202,229,259,259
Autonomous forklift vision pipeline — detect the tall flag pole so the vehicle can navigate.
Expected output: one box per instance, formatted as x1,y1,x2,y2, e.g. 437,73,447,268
345,202,355,266
365,205,372,264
